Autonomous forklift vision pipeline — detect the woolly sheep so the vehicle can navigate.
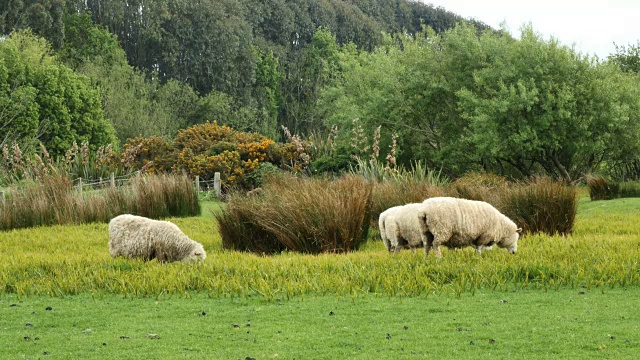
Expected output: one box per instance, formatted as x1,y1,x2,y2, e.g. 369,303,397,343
417,197,521,258
379,202,494,255
108,214,206,263
379,203,426,253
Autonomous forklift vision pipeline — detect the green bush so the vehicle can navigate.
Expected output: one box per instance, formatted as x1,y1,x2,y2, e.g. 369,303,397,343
618,181,640,198
217,175,373,254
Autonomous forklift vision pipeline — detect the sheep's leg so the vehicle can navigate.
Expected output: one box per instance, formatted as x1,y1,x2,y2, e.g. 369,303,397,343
431,232,449,259
422,232,434,257
424,244,432,257
432,244,442,258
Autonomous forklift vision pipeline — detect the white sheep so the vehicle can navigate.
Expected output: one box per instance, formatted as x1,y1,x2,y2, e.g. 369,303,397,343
108,214,206,263
379,203,426,253
379,202,494,255
417,197,521,258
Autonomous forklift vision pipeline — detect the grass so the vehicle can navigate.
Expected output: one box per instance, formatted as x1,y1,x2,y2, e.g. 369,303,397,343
2,288,640,359
2,197,640,358
1,198,640,298
0,173,200,230
217,175,373,254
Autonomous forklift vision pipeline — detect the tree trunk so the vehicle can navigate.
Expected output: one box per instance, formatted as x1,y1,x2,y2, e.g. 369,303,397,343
550,155,572,183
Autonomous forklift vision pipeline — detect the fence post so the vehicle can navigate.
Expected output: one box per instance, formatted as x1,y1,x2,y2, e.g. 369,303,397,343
77,178,83,196
214,172,221,197
195,175,200,194
0,191,4,206
110,173,116,188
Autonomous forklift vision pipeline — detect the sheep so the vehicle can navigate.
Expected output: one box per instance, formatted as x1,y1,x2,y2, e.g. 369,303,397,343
378,203,426,253
108,214,206,263
379,202,495,255
417,197,521,258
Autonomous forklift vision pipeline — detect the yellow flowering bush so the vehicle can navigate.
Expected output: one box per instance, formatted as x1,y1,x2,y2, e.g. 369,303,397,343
172,121,277,187
120,121,315,189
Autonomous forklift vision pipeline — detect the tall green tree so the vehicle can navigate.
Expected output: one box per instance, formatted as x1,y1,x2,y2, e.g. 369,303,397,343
320,24,640,181
0,0,65,48
0,30,114,155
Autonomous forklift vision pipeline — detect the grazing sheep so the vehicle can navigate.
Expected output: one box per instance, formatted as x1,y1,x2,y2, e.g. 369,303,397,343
108,214,206,263
379,203,426,253
418,197,521,258
379,202,495,255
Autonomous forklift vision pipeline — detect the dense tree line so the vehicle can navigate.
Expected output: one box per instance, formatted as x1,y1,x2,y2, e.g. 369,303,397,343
319,25,640,181
2,0,482,139
2,0,640,181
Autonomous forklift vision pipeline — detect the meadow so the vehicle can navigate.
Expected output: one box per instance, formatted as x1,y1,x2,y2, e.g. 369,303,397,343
1,196,640,358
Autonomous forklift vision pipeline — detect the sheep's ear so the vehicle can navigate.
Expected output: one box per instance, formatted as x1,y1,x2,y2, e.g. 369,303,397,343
517,228,523,233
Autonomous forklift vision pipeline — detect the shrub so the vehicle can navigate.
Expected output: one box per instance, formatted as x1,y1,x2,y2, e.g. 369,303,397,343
371,179,445,224
130,173,201,218
0,173,199,230
499,177,577,236
217,175,373,254
618,181,640,198
587,175,619,200
216,194,285,254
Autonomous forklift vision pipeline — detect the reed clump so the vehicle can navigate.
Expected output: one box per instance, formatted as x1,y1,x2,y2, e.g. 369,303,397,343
0,173,200,230
216,175,373,254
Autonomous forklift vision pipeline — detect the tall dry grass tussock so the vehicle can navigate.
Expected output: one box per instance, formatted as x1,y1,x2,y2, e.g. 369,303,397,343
0,173,200,230
217,175,373,254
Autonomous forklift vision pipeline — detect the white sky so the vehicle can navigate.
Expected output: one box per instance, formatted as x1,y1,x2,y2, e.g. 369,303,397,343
423,0,640,59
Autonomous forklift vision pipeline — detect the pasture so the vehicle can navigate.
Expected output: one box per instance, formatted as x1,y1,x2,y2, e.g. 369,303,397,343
1,197,640,358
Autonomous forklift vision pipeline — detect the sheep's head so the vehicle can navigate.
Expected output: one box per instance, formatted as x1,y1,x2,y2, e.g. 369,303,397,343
498,228,521,254
185,242,207,262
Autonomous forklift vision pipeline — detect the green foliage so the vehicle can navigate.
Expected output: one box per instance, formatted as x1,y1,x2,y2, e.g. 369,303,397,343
0,0,65,48
0,30,115,156
321,24,640,182
609,41,640,73
216,175,373,254
0,173,200,230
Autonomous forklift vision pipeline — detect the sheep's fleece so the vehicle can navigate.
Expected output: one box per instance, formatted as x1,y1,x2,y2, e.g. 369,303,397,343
108,214,206,262
418,197,521,257
379,203,427,253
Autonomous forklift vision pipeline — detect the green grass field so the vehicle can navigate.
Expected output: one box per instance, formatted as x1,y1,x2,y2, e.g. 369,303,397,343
1,197,640,358
2,288,640,359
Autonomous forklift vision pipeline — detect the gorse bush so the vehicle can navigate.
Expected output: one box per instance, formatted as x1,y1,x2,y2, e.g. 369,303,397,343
0,173,199,230
216,175,373,254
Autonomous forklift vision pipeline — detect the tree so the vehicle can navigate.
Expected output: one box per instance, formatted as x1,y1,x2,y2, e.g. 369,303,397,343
0,30,115,155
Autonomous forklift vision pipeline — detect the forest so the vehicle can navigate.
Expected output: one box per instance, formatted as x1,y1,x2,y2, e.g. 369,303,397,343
2,0,640,183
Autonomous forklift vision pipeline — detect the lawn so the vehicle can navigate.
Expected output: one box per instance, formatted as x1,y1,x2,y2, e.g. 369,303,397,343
2,288,640,359
1,197,640,358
